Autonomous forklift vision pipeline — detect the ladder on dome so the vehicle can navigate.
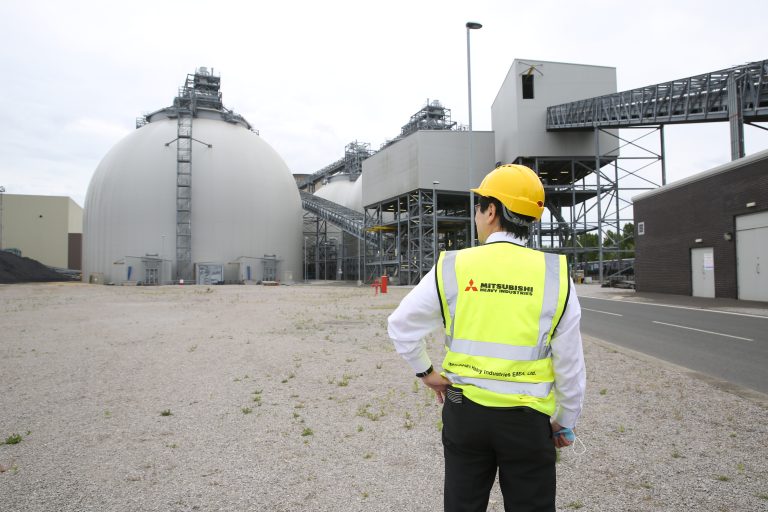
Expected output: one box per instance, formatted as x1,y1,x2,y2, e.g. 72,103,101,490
176,113,193,282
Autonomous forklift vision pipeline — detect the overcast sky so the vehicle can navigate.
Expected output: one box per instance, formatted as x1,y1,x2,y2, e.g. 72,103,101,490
1,0,766,207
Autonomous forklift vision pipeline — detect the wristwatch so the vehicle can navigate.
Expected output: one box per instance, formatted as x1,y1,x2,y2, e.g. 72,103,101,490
415,365,434,378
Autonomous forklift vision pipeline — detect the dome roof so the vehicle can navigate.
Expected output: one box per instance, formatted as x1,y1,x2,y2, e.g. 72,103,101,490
84,117,302,283
314,174,363,212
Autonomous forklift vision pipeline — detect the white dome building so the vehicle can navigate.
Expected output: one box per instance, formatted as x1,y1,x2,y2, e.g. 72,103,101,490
314,174,362,212
84,69,302,285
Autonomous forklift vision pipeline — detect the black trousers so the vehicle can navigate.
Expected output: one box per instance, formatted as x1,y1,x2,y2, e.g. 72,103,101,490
442,390,555,512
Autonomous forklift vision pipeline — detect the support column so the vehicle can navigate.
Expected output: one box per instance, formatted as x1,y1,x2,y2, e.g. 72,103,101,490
727,73,745,160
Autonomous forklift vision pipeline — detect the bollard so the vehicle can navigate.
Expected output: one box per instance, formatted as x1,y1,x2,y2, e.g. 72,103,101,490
380,275,388,294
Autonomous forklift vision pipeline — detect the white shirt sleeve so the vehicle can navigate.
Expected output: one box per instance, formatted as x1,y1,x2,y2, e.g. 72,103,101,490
387,266,444,374
550,281,586,429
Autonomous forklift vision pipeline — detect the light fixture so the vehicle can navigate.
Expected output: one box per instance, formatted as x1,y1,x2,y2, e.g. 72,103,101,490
746,202,756,208
694,238,703,243
723,232,733,241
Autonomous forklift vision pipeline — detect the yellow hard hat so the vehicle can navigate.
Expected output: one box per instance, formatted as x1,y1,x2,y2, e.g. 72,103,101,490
471,164,545,220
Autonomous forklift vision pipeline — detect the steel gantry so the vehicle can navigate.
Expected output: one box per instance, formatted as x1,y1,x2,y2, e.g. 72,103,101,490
533,59,768,283
297,141,373,192
546,59,768,159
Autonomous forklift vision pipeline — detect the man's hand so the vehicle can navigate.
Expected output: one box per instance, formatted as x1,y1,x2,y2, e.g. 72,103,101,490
421,372,452,403
551,420,575,448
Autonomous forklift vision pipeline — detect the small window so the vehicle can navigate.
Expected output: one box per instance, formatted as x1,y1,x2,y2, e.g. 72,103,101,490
637,222,645,236
522,75,534,99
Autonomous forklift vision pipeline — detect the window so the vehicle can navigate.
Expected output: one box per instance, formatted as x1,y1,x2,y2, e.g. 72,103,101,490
637,221,645,236
522,75,534,99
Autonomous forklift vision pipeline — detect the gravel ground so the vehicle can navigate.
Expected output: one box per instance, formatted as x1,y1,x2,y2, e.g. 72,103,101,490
1,282,767,511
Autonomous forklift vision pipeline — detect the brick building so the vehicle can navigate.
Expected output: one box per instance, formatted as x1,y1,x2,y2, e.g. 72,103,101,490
633,150,768,301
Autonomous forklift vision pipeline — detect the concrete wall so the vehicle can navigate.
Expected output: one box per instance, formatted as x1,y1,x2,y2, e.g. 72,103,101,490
1,194,83,268
492,59,618,163
633,150,768,298
362,130,495,206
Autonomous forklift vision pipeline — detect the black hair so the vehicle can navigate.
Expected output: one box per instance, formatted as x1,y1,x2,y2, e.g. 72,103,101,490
477,195,534,239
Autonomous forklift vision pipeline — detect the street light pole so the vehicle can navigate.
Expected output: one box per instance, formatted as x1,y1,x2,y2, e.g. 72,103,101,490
466,21,482,247
432,180,440,265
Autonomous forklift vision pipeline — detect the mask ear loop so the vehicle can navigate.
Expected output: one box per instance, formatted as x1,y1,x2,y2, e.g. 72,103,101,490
570,434,586,456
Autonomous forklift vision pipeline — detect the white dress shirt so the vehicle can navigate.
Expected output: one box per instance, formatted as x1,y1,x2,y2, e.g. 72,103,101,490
387,231,586,428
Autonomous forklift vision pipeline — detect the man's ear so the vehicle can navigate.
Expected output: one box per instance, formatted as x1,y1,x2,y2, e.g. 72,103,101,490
486,202,496,222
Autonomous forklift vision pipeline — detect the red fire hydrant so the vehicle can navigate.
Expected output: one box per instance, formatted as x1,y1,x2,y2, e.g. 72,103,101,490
371,278,380,295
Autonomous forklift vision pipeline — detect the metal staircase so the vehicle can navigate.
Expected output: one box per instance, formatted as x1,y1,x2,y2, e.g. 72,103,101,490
299,191,376,245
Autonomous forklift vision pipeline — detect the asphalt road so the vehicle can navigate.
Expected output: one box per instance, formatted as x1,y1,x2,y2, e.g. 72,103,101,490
577,295,768,394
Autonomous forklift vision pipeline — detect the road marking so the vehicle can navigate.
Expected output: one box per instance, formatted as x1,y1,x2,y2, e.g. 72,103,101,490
652,321,754,341
580,296,768,319
582,307,623,317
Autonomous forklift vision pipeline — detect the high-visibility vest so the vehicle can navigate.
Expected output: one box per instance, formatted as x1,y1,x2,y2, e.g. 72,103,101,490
436,241,569,415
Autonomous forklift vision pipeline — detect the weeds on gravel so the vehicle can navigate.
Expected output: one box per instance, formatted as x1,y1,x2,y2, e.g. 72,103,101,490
160,409,173,417
357,403,384,421
640,482,652,489
716,475,730,482
671,449,681,459
599,388,607,395
756,492,768,500
737,463,745,473
363,452,373,459
0,462,19,474
337,373,353,387
404,412,415,430
567,501,584,509
241,407,253,414
2,433,23,445
617,424,625,433
301,427,314,437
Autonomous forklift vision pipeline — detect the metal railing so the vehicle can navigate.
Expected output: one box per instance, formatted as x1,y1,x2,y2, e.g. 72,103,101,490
300,192,377,245
547,60,768,130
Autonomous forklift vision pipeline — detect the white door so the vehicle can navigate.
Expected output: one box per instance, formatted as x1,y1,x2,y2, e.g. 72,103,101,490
736,211,768,302
691,247,715,298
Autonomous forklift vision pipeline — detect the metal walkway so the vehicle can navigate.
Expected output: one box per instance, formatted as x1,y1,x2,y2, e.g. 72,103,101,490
296,141,373,192
299,191,376,245
546,60,768,130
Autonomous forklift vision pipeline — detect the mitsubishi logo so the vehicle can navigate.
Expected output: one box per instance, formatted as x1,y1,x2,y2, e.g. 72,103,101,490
465,279,478,292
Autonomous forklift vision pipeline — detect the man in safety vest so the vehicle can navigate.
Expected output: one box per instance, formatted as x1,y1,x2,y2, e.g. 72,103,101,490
388,164,585,512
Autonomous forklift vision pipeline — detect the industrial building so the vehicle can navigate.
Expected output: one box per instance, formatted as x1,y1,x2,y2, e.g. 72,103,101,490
0,193,82,270
83,68,302,285
301,58,767,293
633,149,768,302
75,58,767,301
